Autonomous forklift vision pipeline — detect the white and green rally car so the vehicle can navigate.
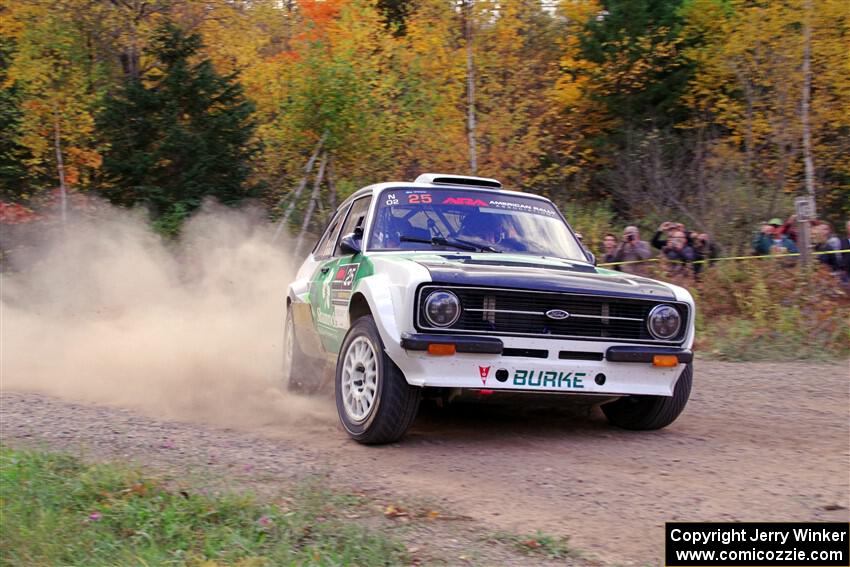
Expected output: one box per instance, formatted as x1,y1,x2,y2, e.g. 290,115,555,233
284,174,695,444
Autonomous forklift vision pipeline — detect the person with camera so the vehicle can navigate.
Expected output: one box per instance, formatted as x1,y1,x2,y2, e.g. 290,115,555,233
651,221,694,250
613,226,652,274
692,232,720,275
662,229,700,276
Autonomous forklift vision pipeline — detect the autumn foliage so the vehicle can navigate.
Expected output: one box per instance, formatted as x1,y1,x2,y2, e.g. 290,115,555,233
0,0,847,242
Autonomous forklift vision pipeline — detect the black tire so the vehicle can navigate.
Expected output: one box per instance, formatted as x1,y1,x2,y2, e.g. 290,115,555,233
335,316,420,444
283,307,323,394
602,363,692,430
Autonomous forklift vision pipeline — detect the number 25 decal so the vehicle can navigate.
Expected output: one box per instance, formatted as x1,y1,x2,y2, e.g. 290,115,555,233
408,194,432,204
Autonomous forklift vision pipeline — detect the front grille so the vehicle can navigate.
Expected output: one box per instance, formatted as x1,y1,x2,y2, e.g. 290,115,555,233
559,351,604,361
503,348,549,358
416,285,688,344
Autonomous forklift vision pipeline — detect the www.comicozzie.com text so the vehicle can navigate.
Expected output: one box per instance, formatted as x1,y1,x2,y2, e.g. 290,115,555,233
670,526,847,546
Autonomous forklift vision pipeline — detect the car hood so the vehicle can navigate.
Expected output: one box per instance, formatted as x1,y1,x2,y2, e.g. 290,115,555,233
391,252,675,301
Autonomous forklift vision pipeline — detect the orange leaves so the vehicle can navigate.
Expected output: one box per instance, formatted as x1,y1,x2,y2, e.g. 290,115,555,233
300,0,346,28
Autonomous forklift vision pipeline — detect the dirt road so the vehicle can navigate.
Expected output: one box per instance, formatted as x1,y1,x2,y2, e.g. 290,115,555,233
3,360,849,565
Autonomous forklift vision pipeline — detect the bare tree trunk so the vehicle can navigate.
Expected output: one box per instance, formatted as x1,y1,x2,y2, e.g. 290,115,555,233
464,0,477,174
129,23,138,79
801,0,816,204
283,0,295,52
273,132,327,241
799,0,815,266
326,156,337,212
295,152,327,257
53,109,68,224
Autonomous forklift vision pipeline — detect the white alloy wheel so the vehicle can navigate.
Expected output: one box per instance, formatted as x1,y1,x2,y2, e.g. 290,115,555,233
334,315,420,444
340,336,379,422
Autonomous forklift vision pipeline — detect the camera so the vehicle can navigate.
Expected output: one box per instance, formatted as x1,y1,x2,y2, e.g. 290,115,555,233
627,234,635,242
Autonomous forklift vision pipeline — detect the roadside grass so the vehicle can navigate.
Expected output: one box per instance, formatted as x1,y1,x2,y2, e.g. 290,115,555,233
488,530,575,560
0,446,407,566
691,262,849,361
651,260,850,361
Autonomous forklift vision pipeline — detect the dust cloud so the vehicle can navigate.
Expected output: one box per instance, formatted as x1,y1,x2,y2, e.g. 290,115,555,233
0,202,334,429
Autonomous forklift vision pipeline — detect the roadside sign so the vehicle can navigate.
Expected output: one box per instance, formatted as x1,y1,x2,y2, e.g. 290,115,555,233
795,196,816,221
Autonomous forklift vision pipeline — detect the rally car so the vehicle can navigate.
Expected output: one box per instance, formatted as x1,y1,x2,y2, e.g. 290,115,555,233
284,174,695,444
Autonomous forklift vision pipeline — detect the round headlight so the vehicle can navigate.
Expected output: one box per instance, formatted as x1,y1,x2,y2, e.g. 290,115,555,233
647,304,681,340
424,290,461,327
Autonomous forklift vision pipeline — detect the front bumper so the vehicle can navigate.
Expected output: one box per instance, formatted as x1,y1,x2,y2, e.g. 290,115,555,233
392,333,691,397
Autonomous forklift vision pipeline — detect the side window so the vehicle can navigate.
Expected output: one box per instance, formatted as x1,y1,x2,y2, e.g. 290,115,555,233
314,206,348,259
335,197,372,256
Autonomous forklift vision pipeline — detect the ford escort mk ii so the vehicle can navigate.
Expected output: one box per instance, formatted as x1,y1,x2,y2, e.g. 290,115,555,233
285,174,695,444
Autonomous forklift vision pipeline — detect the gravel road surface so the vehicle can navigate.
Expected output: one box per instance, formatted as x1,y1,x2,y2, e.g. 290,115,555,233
3,360,848,565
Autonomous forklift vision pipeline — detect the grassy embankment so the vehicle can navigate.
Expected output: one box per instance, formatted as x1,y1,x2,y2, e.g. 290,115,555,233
0,447,577,566
0,446,406,566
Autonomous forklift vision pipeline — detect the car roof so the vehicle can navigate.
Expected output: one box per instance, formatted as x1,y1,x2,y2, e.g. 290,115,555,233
340,181,554,210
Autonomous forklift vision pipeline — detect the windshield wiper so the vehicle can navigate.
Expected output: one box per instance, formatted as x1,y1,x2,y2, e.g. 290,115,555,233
399,235,499,253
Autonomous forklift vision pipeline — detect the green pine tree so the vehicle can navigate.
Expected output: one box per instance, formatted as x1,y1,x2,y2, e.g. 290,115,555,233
578,0,694,128
0,37,33,201
97,22,257,224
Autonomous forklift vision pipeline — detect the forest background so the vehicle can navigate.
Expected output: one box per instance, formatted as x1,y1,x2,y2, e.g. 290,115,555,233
1,0,848,358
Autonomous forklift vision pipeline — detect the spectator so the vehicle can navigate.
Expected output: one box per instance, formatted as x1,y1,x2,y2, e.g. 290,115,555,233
780,214,799,244
837,220,850,282
812,222,842,273
651,221,695,250
753,218,798,255
613,226,652,274
662,229,700,275
692,232,721,275
601,232,619,269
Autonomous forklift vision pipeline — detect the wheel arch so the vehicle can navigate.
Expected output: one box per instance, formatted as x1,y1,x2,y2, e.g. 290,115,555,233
349,292,372,325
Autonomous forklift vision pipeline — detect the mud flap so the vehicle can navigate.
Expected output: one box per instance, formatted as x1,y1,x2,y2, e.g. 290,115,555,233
290,301,325,355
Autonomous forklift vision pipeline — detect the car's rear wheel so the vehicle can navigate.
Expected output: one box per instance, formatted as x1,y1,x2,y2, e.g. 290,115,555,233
283,307,323,394
335,316,420,444
602,363,692,430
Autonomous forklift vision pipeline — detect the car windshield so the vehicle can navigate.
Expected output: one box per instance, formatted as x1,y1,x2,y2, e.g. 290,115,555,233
368,187,587,261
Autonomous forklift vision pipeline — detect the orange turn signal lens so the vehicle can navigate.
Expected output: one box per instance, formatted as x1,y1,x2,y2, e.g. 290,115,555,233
652,355,678,367
427,343,456,356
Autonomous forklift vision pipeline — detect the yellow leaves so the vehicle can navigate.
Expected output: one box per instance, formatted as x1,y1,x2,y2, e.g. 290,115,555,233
383,504,408,518
383,503,442,523
596,28,683,93
676,0,849,193
552,76,585,109
557,0,603,25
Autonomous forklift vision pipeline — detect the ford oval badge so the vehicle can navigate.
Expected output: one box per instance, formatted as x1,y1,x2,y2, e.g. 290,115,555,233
545,309,570,320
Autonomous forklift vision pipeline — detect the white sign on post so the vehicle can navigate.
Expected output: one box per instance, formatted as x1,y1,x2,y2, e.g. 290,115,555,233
795,196,816,222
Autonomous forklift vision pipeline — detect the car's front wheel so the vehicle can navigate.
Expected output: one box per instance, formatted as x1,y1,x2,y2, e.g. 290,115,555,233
601,363,692,430
335,316,420,444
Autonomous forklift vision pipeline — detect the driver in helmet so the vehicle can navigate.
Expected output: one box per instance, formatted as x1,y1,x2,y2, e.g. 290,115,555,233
458,211,502,244
457,211,525,251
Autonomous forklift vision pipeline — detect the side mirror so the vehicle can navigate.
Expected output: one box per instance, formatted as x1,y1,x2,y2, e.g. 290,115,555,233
339,232,362,255
585,251,597,266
